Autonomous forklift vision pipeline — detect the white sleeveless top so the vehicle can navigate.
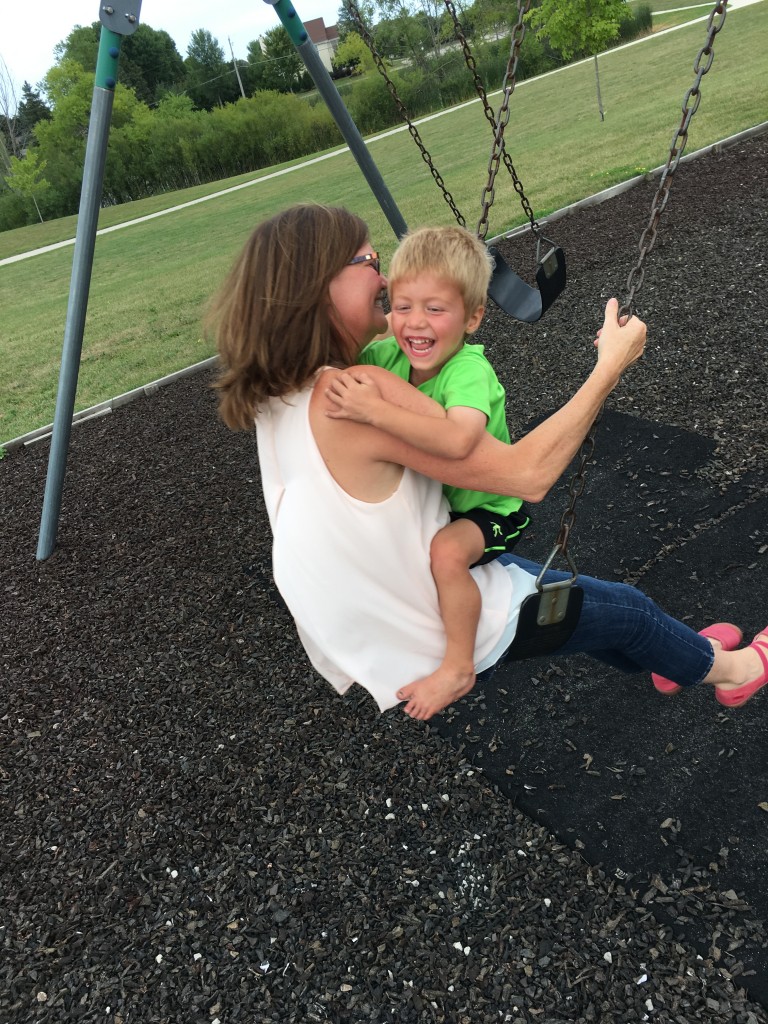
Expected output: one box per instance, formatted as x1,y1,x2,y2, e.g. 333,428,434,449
255,380,530,711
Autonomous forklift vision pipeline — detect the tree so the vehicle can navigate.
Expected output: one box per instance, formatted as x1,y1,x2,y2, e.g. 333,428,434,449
36,60,148,216
53,24,101,72
525,0,626,120
470,0,515,41
43,57,88,109
259,27,306,93
15,82,52,150
0,133,10,174
54,21,187,105
373,1,444,72
239,41,271,95
5,149,50,221
332,32,377,75
121,25,187,103
0,53,20,161
335,1,377,41
184,29,240,109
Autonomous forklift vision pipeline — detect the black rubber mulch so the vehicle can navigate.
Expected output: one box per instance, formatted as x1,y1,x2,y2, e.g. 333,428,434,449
2,130,767,1023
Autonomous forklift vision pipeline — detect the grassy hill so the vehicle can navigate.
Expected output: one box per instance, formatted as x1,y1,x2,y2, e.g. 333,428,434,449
1,1,766,443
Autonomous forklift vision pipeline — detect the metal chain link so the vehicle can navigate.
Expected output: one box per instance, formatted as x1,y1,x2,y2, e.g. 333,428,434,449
555,412,601,552
443,0,541,241
347,0,727,559
344,0,466,226
555,0,728,557
475,0,532,241
620,0,728,319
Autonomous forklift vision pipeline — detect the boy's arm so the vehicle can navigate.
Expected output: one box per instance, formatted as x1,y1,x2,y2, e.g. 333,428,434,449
326,371,487,459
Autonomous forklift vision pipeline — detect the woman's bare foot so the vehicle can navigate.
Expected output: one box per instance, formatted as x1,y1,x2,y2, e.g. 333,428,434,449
397,665,476,720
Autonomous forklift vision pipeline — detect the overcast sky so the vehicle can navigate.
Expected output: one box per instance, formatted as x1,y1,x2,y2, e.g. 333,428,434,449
2,0,343,102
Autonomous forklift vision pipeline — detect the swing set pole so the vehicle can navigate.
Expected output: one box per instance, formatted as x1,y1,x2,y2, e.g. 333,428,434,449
264,0,408,240
36,2,142,562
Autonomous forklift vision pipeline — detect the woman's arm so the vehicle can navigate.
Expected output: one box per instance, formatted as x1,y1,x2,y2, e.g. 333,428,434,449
346,299,646,503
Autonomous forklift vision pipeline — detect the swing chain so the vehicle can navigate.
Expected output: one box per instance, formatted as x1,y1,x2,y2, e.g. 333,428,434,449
557,0,728,559
476,0,533,242
444,0,542,242
555,406,602,557
622,0,728,318
344,0,467,228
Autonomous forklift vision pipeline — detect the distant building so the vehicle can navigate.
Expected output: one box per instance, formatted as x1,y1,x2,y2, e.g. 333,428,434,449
304,17,340,73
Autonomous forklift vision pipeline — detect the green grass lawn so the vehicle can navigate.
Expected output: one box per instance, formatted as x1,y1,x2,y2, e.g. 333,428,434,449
1,1,766,444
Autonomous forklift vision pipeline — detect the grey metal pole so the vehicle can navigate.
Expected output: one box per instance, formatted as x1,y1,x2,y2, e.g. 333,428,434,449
265,0,408,240
37,2,142,561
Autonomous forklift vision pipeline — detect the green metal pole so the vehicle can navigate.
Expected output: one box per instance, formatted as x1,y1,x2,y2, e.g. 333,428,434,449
37,2,142,561
265,0,408,239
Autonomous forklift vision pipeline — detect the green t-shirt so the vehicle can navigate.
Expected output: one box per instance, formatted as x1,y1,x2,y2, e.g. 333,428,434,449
359,336,522,516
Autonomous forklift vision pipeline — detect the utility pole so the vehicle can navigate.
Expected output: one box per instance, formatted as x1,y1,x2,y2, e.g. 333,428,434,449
229,37,246,99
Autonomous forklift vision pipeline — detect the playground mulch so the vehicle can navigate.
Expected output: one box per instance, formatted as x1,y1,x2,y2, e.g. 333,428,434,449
2,129,767,1023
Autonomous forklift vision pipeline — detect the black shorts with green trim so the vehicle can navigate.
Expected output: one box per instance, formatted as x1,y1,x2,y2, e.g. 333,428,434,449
450,505,531,567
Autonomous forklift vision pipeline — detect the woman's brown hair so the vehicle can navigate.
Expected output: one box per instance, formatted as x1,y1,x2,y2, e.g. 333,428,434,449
207,204,369,430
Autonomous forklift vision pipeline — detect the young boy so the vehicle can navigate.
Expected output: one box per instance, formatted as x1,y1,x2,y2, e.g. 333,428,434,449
327,225,530,719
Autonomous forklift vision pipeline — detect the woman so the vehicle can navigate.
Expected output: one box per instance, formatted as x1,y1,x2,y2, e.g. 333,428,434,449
209,204,768,720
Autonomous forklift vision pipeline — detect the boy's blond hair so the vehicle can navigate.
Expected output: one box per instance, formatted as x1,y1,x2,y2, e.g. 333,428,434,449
388,225,493,314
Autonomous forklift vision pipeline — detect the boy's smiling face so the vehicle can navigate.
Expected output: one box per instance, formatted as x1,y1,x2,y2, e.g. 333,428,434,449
390,272,484,386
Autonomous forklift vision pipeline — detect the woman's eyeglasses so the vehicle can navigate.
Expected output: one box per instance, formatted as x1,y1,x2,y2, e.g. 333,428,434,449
347,252,380,274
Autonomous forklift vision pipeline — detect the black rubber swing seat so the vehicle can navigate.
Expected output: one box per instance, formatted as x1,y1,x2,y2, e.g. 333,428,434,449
504,544,584,660
487,243,566,324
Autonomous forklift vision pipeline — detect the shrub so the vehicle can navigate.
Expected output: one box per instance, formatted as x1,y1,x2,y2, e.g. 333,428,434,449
344,74,402,135
619,4,653,41
0,187,30,232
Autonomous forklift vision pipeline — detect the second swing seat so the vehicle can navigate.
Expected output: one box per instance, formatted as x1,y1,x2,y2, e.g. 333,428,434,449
487,243,566,324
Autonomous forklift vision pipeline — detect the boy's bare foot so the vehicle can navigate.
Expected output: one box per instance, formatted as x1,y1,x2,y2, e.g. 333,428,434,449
397,666,476,720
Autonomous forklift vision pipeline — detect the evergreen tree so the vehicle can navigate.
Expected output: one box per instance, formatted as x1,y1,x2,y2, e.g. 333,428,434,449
259,26,307,93
240,41,271,96
16,82,52,149
185,29,240,109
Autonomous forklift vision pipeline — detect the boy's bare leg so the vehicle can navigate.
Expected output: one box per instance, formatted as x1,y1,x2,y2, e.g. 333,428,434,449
397,519,485,720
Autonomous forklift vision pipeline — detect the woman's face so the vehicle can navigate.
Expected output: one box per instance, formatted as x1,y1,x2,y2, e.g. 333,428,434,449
328,242,389,359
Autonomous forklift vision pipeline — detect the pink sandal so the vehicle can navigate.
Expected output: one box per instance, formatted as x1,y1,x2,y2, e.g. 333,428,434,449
715,629,768,708
652,622,743,696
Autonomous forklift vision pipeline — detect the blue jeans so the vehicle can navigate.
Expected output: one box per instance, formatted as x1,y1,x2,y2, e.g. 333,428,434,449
485,553,714,688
